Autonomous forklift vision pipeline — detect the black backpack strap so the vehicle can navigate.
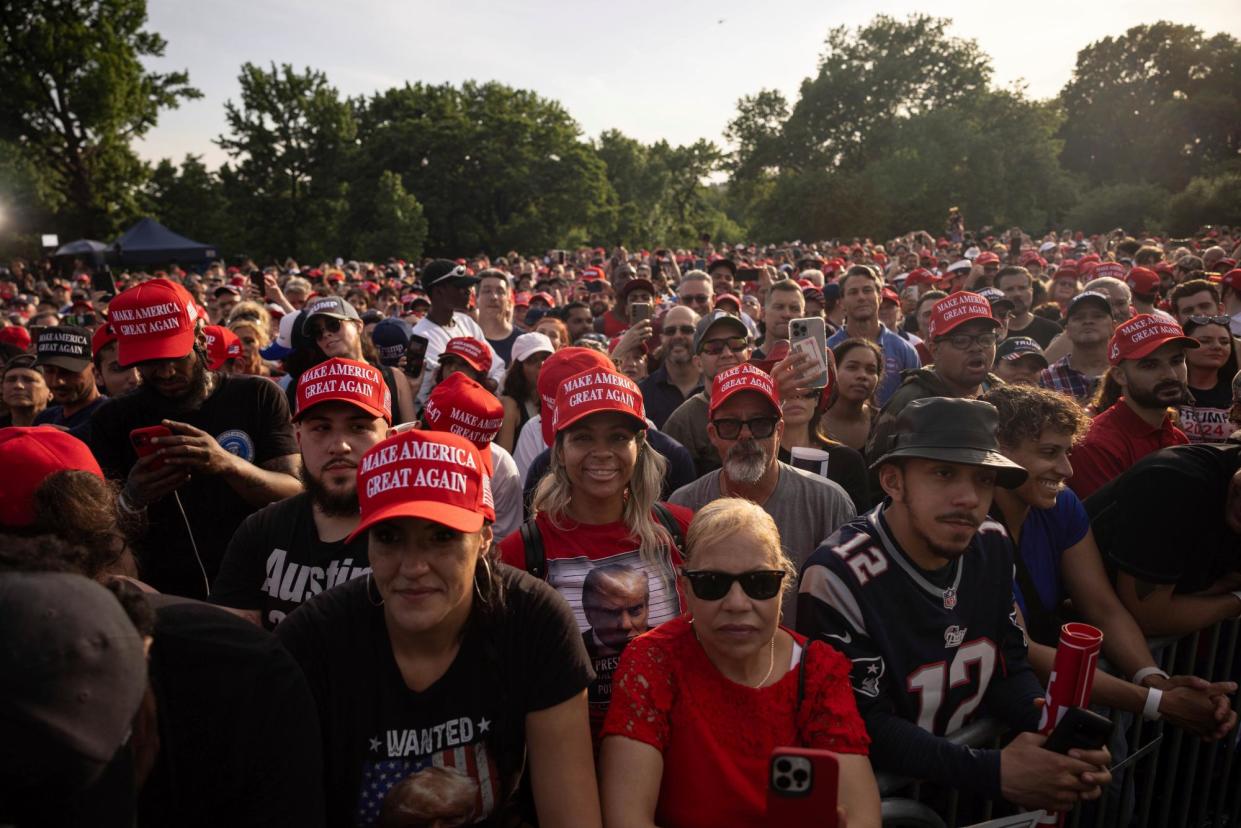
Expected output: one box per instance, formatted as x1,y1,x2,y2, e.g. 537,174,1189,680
796,639,812,712
652,502,684,556
519,518,546,580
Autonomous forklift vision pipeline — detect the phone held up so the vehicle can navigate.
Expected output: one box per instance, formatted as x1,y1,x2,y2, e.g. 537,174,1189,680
766,747,839,827
629,302,652,325
789,317,830,390
404,334,430,379
130,425,173,471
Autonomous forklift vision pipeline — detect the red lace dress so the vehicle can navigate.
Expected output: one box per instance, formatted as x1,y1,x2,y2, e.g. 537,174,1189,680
601,615,869,828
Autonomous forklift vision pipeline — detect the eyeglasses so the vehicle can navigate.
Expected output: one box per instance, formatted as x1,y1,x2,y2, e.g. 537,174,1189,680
711,416,779,440
308,317,344,339
663,325,696,336
1187,315,1230,327
680,294,710,305
681,569,786,601
937,331,998,350
699,336,749,356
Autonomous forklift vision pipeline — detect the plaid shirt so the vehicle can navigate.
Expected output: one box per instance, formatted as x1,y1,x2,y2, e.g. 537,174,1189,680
1038,355,1099,402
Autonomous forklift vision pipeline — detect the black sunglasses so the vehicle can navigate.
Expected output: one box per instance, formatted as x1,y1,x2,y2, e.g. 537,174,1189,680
711,416,779,440
309,317,344,338
699,336,749,356
680,294,710,304
663,324,696,336
1187,315,1230,327
681,569,786,601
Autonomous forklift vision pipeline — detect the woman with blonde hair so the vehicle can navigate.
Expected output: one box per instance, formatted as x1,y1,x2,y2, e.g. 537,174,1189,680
600,497,881,828
499,365,691,738
227,301,276,377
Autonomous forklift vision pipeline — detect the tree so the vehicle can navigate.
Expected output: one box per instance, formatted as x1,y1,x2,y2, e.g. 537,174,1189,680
216,63,355,261
0,0,199,238
1063,182,1169,235
348,171,428,261
1058,23,1241,190
143,155,235,250
1165,173,1241,236
354,81,611,254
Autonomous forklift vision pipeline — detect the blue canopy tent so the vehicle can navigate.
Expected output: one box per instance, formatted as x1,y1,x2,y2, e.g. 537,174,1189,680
52,239,109,258
110,218,217,267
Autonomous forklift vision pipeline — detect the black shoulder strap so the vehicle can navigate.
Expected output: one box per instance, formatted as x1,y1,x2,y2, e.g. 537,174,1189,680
796,639,811,711
652,502,684,555
519,518,546,580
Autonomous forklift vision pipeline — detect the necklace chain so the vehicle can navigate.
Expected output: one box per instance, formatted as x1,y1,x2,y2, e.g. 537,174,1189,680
753,636,776,688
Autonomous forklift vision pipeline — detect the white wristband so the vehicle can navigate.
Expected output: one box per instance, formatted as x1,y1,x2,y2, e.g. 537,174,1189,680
1132,666,1169,686
1143,687,1163,721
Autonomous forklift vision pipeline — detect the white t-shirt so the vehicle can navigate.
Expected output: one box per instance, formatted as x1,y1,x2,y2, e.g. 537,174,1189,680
411,312,507,406
489,443,522,541
514,414,548,486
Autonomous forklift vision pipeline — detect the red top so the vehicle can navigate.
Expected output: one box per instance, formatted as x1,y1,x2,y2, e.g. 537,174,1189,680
599,309,630,338
1067,398,1189,499
498,505,692,736
601,615,869,828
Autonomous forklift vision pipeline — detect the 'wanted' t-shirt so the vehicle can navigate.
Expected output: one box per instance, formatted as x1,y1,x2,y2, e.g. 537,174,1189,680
276,567,592,827
212,492,370,629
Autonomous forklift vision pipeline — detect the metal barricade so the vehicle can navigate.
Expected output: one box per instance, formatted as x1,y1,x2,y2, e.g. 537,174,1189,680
876,618,1241,827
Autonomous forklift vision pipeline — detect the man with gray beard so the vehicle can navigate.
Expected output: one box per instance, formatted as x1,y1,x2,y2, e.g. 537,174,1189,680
668,362,856,621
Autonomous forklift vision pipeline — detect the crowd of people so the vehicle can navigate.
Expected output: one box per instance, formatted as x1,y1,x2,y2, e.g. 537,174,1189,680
2,221,1241,827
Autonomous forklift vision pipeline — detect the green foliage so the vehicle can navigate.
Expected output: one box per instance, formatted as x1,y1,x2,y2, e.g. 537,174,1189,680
143,155,233,249
1058,23,1241,191
1063,182,1170,235
1165,173,1241,236
215,63,355,262
348,171,428,262
0,0,199,239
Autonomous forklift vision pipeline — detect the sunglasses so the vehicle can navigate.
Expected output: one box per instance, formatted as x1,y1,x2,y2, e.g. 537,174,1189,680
663,324,696,336
711,415,779,440
309,317,344,339
681,569,786,601
699,336,749,356
1187,315,1230,327
680,294,710,305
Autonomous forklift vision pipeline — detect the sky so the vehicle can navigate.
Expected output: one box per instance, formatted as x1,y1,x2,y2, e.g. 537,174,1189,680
135,0,1241,170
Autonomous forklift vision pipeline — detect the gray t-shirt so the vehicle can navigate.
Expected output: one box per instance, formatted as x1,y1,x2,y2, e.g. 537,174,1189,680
669,461,857,621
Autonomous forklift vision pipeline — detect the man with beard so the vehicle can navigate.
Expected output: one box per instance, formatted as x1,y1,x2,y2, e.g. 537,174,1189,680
33,325,107,438
1068,315,1195,499
866,292,1003,464
638,305,702,428
669,362,855,622
89,278,301,599
797,398,1112,811
212,357,390,628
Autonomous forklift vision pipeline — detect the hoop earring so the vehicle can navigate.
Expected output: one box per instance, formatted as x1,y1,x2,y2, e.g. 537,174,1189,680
365,572,384,607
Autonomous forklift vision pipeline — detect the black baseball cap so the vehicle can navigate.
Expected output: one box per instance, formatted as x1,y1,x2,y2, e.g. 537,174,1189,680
421,259,480,290
693,310,749,353
34,325,92,372
996,336,1049,367
1066,290,1113,319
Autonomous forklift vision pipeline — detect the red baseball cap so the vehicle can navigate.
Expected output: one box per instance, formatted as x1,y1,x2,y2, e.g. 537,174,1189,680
423,372,503,474
107,278,200,367
709,362,780,417
1221,268,1241,292
904,268,939,288
881,287,900,305
552,367,646,436
348,430,487,540
1090,262,1125,282
0,426,102,528
0,325,31,351
537,347,613,446
975,252,1001,266
1125,267,1161,297
1153,261,1175,275
581,268,605,281
927,292,999,338
90,322,118,358
530,292,556,308
203,325,242,371
1108,314,1200,365
714,293,741,311
294,357,392,424
442,337,492,374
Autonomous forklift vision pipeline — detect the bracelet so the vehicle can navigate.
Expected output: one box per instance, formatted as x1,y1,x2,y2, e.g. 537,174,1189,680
1143,687,1163,721
1132,666,1170,686
118,489,147,515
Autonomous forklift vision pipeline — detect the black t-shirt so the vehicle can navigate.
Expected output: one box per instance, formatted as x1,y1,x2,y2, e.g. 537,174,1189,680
212,492,371,629
140,593,324,827
1006,314,1062,349
275,566,594,827
89,375,299,599
1086,443,1241,594
486,329,522,366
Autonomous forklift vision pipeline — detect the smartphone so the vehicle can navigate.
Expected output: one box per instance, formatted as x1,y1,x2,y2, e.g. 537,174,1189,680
557,250,566,266
1044,707,1112,754
736,267,762,282
250,269,265,291
403,334,429,378
789,317,830,389
91,266,118,298
130,425,172,471
629,302,652,325
766,748,839,827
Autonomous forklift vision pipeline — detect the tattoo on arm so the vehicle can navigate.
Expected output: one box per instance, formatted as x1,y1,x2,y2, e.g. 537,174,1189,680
1135,579,1159,600
259,454,301,477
